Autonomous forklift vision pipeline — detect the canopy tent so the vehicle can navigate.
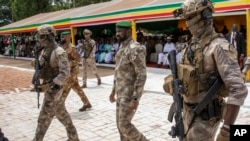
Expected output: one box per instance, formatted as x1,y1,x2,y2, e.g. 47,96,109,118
136,20,178,34
0,0,249,34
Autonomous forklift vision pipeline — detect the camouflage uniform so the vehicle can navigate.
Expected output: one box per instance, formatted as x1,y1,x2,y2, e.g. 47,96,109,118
113,37,148,141
242,56,250,80
32,24,79,141
179,35,247,141
62,42,92,111
81,29,101,88
164,1,248,141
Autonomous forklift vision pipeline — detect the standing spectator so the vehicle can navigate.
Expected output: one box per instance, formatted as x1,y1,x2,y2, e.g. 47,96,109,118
60,31,92,112
81,29,101,88
226,24,246,68
221,25,229,36
109,20,149,141
32,24,79,141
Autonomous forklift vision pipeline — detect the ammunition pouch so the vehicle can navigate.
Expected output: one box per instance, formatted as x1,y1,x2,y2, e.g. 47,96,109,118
177,64,198,96
185,98,222,120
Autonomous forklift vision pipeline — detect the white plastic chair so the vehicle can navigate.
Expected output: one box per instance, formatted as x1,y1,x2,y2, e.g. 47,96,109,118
150,43,163,63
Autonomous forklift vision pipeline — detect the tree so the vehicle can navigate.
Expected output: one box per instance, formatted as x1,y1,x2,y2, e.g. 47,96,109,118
0,0,12,26
11,0,53,21
10,0,111,23
74,0,111,8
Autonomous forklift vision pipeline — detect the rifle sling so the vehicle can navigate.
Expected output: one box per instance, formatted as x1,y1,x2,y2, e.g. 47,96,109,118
185,77,223,136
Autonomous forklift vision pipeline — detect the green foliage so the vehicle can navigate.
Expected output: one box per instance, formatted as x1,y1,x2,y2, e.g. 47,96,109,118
0,0,111,26
74,0,111,7
0,0,12,26
11,0,53,21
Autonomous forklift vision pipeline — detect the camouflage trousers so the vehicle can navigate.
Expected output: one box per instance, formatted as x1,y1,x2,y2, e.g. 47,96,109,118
82,57,100,85
183,103,221,141
116,98,148,141
33,88,79,141
61,73,91,105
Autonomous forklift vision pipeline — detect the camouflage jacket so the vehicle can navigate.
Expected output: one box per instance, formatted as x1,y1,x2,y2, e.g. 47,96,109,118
64,43,81,75
112,37,147,100
40,44,70,86
82,39,96,58
179,34,247,105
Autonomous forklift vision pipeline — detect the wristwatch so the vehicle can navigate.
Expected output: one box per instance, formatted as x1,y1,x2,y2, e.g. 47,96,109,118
49,82,61,90
132,95,138,101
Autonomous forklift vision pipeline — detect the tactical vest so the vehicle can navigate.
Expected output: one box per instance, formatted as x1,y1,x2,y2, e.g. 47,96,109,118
40,46,59,83
177,33,225,96
82,39,93,58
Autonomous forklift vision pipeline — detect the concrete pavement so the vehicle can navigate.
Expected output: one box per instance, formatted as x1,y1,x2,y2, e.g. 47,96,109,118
0,63,250,141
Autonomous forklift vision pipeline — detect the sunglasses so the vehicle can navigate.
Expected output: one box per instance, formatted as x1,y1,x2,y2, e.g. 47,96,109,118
39,35,46,39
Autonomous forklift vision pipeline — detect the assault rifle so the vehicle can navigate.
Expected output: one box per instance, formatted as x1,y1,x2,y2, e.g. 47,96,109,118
32,42,42,109
167,50,184,141
185,76,223,135
83,40,94,59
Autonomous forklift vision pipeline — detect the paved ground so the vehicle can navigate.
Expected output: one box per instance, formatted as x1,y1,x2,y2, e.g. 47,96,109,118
0,56,250,141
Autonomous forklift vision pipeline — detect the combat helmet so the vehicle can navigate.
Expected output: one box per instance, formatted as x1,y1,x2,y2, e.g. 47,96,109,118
173,0,214,19
37,24,56,37
173,0,214,38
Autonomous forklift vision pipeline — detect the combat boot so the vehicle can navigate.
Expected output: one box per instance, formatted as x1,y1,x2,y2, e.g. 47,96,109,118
81,84,87,88
140,136,150,141
79,104,92,112
95,74,101,85
97,79,101,85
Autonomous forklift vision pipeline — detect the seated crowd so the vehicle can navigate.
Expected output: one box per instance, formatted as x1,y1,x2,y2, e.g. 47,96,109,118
0,30,191,69
137,34,189,68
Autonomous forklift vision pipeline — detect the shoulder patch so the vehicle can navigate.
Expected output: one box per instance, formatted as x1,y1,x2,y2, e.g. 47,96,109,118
219,41,236,52
130,41,140,49
55,47,66,55
216,40,237,60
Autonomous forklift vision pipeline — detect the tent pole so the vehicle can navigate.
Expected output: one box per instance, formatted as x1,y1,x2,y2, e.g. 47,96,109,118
246,9,250,81
11,34,15,59
70,26,75,46
130,20,137,41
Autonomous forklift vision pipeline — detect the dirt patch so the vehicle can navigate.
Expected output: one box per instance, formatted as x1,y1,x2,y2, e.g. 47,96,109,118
0,57,116,94
0,68,33,94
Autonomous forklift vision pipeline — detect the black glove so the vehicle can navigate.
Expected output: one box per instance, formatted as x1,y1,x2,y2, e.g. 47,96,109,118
49,81,61,90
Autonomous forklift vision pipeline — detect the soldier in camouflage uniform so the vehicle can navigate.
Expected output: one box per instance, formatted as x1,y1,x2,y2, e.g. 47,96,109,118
81,29,101,88
60,31,92,112
164,0,248,141
109,21,149,141
242,57,250,82
32,24,79,141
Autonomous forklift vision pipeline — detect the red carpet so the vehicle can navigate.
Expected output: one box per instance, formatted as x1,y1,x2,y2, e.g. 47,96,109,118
146,62,168,69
